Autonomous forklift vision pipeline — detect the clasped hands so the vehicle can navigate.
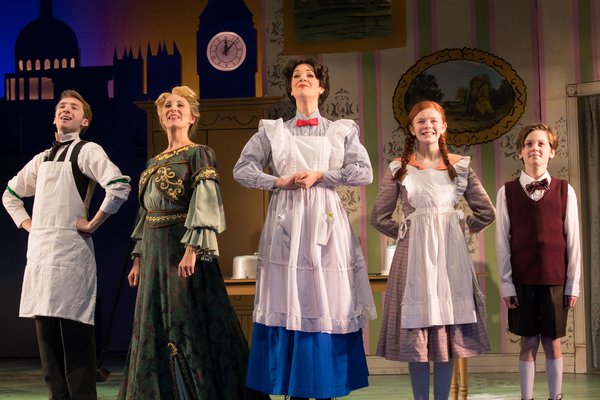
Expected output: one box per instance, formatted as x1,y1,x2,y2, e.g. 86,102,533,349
275,171,323,190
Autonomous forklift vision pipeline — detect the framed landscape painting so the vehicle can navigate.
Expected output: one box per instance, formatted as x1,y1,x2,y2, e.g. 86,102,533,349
393,47,527,145
283,0,406,55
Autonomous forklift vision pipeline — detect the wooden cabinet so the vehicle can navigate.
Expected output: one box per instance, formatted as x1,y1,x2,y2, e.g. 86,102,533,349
137,96,282,278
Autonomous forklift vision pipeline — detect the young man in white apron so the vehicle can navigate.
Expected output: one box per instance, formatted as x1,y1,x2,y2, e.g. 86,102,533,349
2,90,131,399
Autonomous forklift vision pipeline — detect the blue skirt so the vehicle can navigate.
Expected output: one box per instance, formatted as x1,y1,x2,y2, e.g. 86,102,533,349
245,323,369,398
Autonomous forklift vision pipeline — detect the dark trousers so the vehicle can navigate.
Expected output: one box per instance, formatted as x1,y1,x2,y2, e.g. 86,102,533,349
35,316,97,400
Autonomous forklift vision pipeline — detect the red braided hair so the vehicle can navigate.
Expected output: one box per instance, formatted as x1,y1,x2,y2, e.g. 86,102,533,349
393,100,456,181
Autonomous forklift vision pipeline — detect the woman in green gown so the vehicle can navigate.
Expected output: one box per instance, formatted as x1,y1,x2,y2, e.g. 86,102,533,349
118,86,252,399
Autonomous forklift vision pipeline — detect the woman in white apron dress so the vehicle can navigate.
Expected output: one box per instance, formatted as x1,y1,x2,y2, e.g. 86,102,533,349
234,58,376,400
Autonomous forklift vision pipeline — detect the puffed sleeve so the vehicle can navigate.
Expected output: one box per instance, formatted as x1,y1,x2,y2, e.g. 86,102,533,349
322,120,373,187
181,145,226,257
233,122,278,190
463,167,495,233
371,167,401,239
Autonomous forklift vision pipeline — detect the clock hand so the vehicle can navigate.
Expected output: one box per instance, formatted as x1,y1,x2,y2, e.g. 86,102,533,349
222,39,229,55
223,37,239,56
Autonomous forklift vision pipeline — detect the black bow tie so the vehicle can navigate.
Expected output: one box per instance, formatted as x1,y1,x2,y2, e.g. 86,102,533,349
525,178,549,194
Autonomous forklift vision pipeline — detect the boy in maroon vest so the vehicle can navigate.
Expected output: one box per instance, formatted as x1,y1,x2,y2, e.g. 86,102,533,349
496,123,581,400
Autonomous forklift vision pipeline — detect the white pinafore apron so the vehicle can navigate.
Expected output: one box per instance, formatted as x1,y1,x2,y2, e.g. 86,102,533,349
253,119,375,334
19,140,97,325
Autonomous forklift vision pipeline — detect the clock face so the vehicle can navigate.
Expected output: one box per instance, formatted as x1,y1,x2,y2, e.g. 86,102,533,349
207,31,247,72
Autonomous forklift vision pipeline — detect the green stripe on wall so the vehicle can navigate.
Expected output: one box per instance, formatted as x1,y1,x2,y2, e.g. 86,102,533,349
481,143,501,352
362,51,379,275
578,0,594,81
361,52,381,273
475,0,491,50
417,0,432,55
475,0,502,352
360,51,382,353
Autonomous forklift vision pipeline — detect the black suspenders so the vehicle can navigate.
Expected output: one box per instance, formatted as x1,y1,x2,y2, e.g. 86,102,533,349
48,140,92,203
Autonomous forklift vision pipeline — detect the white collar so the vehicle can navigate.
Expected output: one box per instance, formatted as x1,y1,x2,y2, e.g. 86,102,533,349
56,132,80,143
519,170,551,187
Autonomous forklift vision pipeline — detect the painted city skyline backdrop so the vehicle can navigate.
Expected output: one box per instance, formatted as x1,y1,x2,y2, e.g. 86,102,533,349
0,0,262,98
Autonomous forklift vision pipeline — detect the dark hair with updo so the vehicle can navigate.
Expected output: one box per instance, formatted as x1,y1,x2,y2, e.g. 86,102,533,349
282,58,330,106
394,100,457,182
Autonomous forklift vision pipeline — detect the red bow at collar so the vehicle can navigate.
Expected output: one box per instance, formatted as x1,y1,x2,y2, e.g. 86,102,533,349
295,118,319,127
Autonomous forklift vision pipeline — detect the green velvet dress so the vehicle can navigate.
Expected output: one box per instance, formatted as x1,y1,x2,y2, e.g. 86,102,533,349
118,144,249,400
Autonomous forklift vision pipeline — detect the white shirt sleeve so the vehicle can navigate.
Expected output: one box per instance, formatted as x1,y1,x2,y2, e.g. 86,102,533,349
77,142,131,214
564,184,582,297
495,185,516,298
2,152,47,227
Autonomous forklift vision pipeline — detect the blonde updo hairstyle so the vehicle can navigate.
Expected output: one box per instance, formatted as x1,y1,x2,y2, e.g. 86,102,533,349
155,86,201,137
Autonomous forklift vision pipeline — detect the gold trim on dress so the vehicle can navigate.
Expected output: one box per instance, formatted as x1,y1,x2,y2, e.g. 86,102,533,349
145,210,188,228
192,167,219,188
154,166,184,201
139,165,157,187
154,144,198,161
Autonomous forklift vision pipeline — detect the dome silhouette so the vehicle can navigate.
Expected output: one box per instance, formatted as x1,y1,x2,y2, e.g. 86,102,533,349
14,0,79,72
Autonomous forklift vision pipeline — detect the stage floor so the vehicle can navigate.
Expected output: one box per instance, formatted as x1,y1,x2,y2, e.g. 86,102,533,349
1,357,599,399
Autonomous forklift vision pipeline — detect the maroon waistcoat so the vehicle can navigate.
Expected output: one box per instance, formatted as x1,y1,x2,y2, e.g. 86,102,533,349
505,177,568,285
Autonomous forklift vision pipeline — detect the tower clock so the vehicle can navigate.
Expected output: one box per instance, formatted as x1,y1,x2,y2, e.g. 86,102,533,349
197,0,257,98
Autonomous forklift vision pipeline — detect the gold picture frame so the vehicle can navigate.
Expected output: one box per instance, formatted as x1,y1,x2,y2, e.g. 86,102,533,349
283,0,406,55
393,47,527,145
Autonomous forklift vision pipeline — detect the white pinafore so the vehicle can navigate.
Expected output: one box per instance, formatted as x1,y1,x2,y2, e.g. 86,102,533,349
399,160,477,329
253,119,375,334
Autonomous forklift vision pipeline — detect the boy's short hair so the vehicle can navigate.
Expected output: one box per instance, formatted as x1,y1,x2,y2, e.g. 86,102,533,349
57,89,93,134
515,123,559,153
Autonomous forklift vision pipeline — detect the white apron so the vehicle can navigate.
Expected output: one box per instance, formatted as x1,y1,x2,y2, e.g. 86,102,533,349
399,164,477,329
20,140,97,325
253,120,376,334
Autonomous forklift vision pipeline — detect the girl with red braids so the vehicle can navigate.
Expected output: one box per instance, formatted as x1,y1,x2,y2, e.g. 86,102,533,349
371,101,495,399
